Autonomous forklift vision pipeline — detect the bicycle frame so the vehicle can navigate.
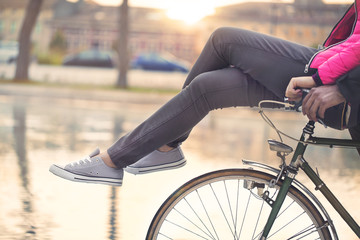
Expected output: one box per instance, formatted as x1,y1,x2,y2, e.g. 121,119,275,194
260,120,360,239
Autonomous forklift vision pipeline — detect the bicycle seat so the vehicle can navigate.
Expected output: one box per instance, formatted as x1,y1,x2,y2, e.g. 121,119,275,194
267,139,293,154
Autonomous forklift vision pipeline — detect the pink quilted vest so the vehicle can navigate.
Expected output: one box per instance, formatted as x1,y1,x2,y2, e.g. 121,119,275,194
307,0,360,85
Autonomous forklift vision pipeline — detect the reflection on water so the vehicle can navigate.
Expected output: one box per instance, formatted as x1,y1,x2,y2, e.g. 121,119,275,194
0,93,359,239
12,102,38,239
108,187,118,240
108,115,124,240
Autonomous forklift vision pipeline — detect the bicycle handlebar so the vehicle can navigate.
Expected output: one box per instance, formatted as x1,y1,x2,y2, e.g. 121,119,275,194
283,88,309,112
283,89,328,127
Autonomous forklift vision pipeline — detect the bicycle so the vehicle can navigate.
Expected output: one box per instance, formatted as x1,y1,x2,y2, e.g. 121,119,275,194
146,96,360,239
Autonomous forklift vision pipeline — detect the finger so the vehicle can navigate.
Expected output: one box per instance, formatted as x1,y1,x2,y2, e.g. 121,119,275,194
302,90,319,121
285,86,298,96
318,103,328,119
308,99,320,121
286,89,302,101
288,97,302,102
302,90,312,115
294,88,301,95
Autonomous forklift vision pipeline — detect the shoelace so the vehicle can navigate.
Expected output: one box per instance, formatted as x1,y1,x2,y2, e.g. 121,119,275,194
70,155,93,167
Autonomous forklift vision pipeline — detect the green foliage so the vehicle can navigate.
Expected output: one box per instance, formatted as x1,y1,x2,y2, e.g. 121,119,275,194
36,51,64,65
49,30,67,53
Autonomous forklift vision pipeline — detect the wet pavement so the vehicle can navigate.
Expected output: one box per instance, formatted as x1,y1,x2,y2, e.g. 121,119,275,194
0,83,359,239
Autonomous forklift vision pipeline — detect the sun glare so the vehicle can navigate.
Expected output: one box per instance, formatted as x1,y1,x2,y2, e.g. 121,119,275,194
166,2,215,25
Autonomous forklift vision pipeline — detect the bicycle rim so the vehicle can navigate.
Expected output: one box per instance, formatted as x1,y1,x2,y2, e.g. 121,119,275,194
146,169,332,240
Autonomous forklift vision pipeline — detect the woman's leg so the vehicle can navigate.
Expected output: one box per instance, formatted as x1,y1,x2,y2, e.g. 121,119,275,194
182,27,316,95
108,68,282,168
167,27,317,147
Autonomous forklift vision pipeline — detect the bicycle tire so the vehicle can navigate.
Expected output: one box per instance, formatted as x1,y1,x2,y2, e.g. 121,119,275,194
146,169,332,240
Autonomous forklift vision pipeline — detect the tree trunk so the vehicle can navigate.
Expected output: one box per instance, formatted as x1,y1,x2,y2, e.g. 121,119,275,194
116,0,129,88
14,0,43,81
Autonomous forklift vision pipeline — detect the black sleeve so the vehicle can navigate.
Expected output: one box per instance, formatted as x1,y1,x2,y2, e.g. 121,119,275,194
348,125,360,156
312,71,323,86
336,65,360,105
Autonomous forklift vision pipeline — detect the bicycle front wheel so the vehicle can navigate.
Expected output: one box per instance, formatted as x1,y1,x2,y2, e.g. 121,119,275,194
147,169,332,240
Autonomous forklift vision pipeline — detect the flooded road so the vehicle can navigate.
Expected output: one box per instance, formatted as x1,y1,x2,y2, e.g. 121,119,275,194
0,89,359,239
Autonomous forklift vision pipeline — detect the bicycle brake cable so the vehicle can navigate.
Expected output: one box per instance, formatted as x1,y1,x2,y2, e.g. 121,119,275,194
258,100,306,144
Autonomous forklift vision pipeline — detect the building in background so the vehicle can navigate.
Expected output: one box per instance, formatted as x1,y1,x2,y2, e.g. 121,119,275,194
49,0,199,63
206,0,349,47
0,0,351,64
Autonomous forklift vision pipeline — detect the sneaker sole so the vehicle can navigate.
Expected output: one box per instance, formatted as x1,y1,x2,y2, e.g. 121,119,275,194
125,158,186,175
49,164,122,186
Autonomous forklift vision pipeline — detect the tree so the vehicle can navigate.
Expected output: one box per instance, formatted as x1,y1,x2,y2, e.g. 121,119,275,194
14,0,43,81
116,0,129,88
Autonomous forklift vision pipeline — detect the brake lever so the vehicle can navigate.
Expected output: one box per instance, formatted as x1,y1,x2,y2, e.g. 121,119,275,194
284,89,327,128
284,88,310,112
283,97,302,112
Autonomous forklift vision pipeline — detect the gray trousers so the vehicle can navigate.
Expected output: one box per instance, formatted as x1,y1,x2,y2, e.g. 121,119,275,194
108,27,317,168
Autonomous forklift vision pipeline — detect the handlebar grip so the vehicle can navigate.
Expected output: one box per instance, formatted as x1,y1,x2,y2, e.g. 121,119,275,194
301,88,310,99
298,89,327,128
284,89,310,112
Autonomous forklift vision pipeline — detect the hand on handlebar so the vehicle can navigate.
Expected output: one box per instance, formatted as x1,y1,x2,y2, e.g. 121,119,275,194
285,76,317,102
302,85,346,122
285,76,346,127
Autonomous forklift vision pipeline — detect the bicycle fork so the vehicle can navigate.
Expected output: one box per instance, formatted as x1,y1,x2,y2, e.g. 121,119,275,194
260,122,313,239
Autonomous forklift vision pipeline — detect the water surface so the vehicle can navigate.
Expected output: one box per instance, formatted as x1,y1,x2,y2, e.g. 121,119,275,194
0,92,359,239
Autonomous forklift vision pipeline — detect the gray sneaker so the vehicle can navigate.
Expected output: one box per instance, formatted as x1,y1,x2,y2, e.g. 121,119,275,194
49,148,123,186
125,146,186,175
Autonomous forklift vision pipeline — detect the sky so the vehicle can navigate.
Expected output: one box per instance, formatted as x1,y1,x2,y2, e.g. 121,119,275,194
89,0,353,24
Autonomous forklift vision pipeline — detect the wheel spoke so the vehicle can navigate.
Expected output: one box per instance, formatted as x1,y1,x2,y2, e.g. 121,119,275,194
252,195,266,239
196,190,220,240
164,218,211,239
158,232,173,240
184,196,217,239
277,200,296,219
287,224,321,240
237,189,252,239
268,211,306,239
234,179,240,239
223,180,237,235
210,183,237,238
172,206,215,239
